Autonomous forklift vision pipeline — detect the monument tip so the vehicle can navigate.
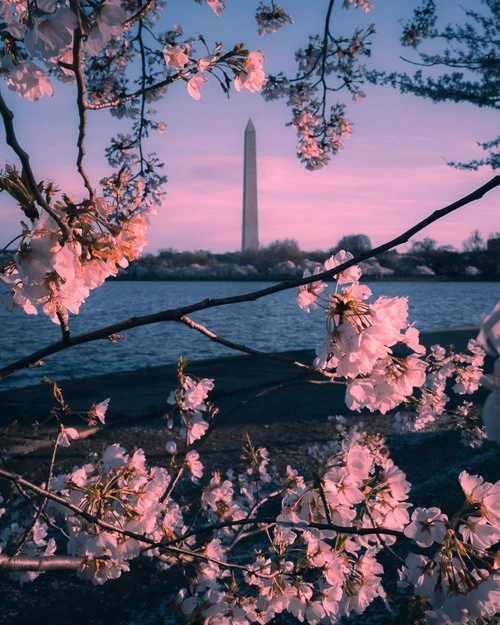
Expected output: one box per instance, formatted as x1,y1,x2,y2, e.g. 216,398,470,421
245,118,255,131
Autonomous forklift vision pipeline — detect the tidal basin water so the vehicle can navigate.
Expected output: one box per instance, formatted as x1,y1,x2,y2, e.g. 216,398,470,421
0,280,498,390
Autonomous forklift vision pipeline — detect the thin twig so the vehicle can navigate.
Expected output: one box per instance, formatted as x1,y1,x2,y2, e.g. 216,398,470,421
12,431,62,556
71,0,95,200
316,475,333,525
179,315,318,374
1,175,498,381
122,0,158,30
83,74,179,110
0,89,71,239
56,308,71,343
187,377,333,452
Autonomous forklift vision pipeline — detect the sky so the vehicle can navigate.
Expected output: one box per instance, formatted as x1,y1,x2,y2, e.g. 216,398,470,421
0,0,498,254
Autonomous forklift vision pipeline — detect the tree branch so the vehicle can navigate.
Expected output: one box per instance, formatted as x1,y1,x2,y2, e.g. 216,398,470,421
71,3,95,200
122,0,158,30
179,315,318,374
1,175,498,382
0,554,81,571
83,74,179,110
0,466,406,573
0,89,72,239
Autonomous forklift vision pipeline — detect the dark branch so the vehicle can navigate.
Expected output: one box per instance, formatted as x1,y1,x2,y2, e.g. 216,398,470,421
0,89,71,238
1,175,498,381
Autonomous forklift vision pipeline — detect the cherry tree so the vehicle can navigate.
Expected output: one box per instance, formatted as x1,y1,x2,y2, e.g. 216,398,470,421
367,0,500,170
0,1,499,624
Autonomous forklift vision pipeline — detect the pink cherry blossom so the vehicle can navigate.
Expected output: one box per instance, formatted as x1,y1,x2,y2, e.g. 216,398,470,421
185,450,204,480
404,507,448,547
459,516,500,549
206,0,225,17
58,426,80,448
163,44,190,70
85,0,126,56
324,250,362,284
296,267,328,312
187,74,208,100
88,398,110,425
23,8,76,61
234,50,267,93
198,54,218,72
4,61,53,100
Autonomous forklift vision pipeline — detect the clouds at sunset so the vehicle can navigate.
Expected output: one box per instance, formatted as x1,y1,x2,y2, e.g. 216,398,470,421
0,0,498,255
148,147,498,253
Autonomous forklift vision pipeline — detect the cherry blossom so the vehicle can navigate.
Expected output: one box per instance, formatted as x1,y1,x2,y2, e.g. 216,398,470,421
3,60,54,100
0,201,154,323
476,303,500,443
187,74,208,100
163,44,190,70
256,3,294,35
206,0,225,17
404,507,448,547
296,267,328,312
234,50,267,93
85,0,126,56
88,398,110,425
0,4,498,624
58,426,80,448
23,8,76,61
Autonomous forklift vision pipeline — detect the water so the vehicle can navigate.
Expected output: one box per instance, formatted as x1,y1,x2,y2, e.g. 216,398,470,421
0,280,498,390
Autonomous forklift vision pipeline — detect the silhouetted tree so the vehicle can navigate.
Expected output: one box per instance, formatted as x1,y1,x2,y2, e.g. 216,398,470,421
263,239,303,263
332,234,372,256
368,0,500,170
409,237,438,255
463,230,486,252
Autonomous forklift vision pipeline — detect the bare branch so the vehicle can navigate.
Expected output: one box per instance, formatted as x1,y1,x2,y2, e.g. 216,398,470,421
71,3,95,200
179,315,318,374
0,89,72,239
83,74,180,110
0,554,81,571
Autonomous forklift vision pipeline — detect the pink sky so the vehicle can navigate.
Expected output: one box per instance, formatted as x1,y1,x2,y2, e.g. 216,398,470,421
1,0,498,253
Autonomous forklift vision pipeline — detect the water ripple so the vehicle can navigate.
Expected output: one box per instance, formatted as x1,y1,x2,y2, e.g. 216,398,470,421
0,280,497,390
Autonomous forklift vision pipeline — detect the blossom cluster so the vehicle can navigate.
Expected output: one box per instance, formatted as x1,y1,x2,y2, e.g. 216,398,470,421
255,3,294,36
0,0,126,101
395,339,486,435
166,361,218,446
160,15,267,102
262,9,375,169
1,0,266,103
0,352,498,625
1,2,270,324
0,193,154,324
297,251,487,442
400,470,500,624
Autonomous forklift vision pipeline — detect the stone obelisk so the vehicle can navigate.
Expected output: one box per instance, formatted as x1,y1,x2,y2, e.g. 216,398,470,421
242,119,259,251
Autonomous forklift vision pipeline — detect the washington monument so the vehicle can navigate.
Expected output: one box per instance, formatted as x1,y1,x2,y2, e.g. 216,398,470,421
242,119,259,251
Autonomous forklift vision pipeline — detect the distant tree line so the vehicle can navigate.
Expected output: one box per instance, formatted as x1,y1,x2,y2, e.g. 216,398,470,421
127,230,500,278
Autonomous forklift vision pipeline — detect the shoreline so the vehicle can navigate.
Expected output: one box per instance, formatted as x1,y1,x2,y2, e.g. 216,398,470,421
0,326,483,428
